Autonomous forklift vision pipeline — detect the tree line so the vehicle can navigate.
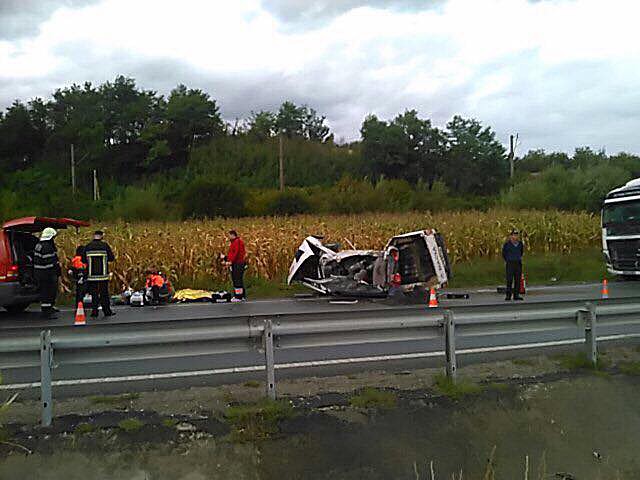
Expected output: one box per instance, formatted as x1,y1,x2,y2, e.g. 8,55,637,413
1,75,639,220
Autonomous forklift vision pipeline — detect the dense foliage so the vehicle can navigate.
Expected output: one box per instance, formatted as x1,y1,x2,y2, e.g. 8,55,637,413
0,76,639,221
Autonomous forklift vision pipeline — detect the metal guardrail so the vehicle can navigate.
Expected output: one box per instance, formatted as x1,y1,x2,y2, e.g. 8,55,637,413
2,300,640,426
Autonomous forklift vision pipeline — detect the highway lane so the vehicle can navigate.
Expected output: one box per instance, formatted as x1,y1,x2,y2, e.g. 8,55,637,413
1,281,640,399
1,280,638,331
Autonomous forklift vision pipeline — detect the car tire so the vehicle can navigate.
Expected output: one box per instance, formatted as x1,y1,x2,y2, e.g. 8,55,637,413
4,303,30,313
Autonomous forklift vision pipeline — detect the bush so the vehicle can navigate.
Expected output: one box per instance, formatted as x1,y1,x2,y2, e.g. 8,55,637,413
374,179,413,211
109,185,173,221
182,179,246,218
322,176,382,213
264,189,312,216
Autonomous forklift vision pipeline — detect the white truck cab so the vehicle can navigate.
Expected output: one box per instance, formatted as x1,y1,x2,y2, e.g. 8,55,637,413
602,178,640,277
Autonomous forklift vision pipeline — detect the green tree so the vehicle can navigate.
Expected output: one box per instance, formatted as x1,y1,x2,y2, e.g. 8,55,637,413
166,84,225,166
442,116,507,195
247,110,277,141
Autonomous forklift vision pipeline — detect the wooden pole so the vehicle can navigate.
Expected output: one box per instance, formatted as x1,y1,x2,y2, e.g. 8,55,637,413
71,144,76,195
279,131,284,192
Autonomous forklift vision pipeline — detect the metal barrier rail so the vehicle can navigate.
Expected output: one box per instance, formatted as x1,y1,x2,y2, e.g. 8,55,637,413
2,301,640,426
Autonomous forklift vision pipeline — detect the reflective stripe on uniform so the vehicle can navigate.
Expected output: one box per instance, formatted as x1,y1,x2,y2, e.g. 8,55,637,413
34,264,55,269
41,303,52,307
34,252,57,259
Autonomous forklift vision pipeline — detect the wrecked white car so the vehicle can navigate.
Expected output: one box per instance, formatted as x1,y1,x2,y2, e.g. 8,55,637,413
287,230,451,297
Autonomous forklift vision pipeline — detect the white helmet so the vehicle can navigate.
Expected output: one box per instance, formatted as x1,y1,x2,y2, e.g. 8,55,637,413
40,227,57,241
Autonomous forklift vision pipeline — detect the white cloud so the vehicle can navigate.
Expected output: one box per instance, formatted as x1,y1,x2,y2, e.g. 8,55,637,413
1,0,640,153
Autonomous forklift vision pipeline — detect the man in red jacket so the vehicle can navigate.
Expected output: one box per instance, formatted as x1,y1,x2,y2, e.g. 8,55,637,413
223,230,246,302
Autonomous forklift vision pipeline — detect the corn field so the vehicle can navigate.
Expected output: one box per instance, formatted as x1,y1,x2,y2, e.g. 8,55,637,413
54,209,600,293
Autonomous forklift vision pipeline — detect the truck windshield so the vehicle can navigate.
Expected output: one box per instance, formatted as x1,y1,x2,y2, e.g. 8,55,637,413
603,200,640,235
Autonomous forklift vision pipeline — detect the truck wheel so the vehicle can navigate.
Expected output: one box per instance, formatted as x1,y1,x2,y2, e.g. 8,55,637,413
4,303,30,313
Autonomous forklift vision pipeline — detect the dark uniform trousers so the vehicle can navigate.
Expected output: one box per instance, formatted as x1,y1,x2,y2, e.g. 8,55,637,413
505,260,522,299
88,281,112,315
36,272,58,313
231,263,246,299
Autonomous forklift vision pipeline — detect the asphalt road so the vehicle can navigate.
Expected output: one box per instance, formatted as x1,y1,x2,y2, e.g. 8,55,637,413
2,281,640,398
1,280,637,330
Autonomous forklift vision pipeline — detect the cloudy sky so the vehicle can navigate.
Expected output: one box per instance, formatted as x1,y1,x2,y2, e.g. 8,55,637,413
1,0,639,153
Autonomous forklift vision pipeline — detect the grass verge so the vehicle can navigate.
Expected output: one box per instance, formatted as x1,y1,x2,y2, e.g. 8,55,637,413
89,393,140,407
225,399,295,442
433,373,482,400
554,352,608,372
449,247,609,288
349,388,397,410
74,423,95,435
618,361,640,376
117,418,144,433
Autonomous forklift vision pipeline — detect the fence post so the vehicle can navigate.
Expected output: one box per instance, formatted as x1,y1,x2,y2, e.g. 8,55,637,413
444,310,457,382
584,302,597,367
40,330,53,427
263,319,276,400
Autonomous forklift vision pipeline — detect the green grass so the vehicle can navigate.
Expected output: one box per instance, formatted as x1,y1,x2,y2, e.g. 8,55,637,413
512,358,536,367
162,418,178,428
88,393,140,406
484,382,510,392
225,399,295,442
349,388,397,410
74,423,95,435
243,380,261,388
117,418,144,433
554,352,608,372
433,373,482,400
449,247,609,288
618,361,640,376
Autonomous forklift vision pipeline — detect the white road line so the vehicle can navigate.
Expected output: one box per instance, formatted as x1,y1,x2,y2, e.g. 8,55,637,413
2,333,639,391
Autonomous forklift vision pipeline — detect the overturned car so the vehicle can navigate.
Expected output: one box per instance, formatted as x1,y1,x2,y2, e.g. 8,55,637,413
287,230,451,297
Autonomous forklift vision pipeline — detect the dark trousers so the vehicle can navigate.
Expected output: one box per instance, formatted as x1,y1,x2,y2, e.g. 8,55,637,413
505,261,522,299
75,281,85,305
231,263,246,299
36,272,58,313
88,280,112,315
151,285,160,304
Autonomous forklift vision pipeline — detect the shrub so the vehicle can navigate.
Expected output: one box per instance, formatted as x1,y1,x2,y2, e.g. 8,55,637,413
109,185,172,221
182,178,246,218
322,176,381,213
264,189,312,216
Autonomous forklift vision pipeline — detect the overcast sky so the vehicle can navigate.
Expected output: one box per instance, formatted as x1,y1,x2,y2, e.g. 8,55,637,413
1,0,639,153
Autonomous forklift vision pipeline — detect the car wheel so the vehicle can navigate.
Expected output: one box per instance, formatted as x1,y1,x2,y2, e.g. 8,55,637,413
4,303,30,313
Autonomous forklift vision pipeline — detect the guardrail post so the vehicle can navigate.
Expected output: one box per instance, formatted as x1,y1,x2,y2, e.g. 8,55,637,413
263,319,276,400
40,330,53,427
584,302,597,366
444,310,457,382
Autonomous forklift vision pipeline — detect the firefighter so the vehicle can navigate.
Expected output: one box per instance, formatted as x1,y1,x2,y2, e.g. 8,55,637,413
502,229,524,301
69,246,87,306
83,230,116,317
34,227,61,319
222,230,246,302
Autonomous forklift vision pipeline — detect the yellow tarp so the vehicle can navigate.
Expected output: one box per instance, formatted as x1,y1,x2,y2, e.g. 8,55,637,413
173,289,213,302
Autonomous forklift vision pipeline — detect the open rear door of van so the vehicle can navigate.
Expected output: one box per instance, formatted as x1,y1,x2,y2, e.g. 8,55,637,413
3,217,90,232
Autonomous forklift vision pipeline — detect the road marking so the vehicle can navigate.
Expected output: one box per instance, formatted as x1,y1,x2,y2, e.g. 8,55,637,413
2,333,640,391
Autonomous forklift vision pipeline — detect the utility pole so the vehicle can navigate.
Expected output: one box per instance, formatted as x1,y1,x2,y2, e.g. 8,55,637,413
278,130,285,192
93,169,100,202
71,144,76,195
509,134,515,179
508,133,519,179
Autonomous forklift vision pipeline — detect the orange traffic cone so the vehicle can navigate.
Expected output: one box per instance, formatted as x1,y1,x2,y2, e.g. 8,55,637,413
74,302,86,326
428,288,439,308
519,273,526,295
601,279,609,299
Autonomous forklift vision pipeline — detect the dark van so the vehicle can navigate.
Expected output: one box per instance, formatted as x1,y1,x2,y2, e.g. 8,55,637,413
0,217,89,313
